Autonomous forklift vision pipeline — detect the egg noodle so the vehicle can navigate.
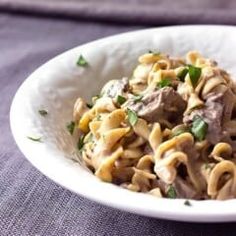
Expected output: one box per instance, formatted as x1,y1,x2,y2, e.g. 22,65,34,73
73,51,236,200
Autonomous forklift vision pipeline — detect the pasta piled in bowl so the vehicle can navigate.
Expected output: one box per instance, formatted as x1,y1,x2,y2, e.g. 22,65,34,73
73,51,236,200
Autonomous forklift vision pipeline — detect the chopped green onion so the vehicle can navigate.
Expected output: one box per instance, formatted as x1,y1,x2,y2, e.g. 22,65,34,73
27,136,42,142
191,116,208,141
177,68,189,82
167,185,176,199
66,121,75,135
184,200,192,206
86,103,93,109
117,95,127,105
188,65,201,87
77,135,85,151
157,78,171,88
76,55,88,67
133,95,143,103
38,109,48,116
127,108,138,126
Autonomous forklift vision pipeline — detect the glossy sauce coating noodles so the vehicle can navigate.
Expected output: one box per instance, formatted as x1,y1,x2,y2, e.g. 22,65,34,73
73,51,236,200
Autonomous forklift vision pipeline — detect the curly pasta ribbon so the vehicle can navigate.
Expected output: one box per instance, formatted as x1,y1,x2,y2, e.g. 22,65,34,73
208,160,236,199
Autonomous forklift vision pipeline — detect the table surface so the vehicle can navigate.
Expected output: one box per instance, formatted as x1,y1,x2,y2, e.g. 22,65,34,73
1,12,236,236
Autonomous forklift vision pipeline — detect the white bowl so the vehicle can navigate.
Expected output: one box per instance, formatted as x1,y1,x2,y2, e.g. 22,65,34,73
10,25,236,222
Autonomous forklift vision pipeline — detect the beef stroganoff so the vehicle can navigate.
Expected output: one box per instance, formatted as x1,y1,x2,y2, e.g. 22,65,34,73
73,51,236,200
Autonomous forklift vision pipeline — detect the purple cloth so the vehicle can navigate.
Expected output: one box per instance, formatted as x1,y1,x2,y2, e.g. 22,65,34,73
0,0,236,25
1,5,236,236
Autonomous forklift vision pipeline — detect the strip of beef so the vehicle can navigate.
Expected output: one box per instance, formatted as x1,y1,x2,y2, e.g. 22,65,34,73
184,88,235,145
221,88,236,123
102,77,129,99
125,87,187,124
173,177,202,199
154,177,200,199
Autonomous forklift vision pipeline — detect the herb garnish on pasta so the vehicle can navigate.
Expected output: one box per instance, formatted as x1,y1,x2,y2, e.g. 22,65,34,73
72,51,236,200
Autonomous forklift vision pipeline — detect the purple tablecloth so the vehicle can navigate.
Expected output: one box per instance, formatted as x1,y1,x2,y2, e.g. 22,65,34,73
1,0,236,25
1,2,236,235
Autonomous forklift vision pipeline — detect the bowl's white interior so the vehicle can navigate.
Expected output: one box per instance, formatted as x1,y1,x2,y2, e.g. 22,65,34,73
10,25,236,222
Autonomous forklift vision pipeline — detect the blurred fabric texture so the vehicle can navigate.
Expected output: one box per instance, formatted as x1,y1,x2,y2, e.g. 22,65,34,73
1,0,236,25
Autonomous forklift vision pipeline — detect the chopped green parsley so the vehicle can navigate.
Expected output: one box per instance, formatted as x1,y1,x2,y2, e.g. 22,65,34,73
127,108,138,126
76,55,88,67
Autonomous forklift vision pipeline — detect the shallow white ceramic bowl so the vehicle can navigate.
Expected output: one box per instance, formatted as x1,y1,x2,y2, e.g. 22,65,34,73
10,25,236,222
